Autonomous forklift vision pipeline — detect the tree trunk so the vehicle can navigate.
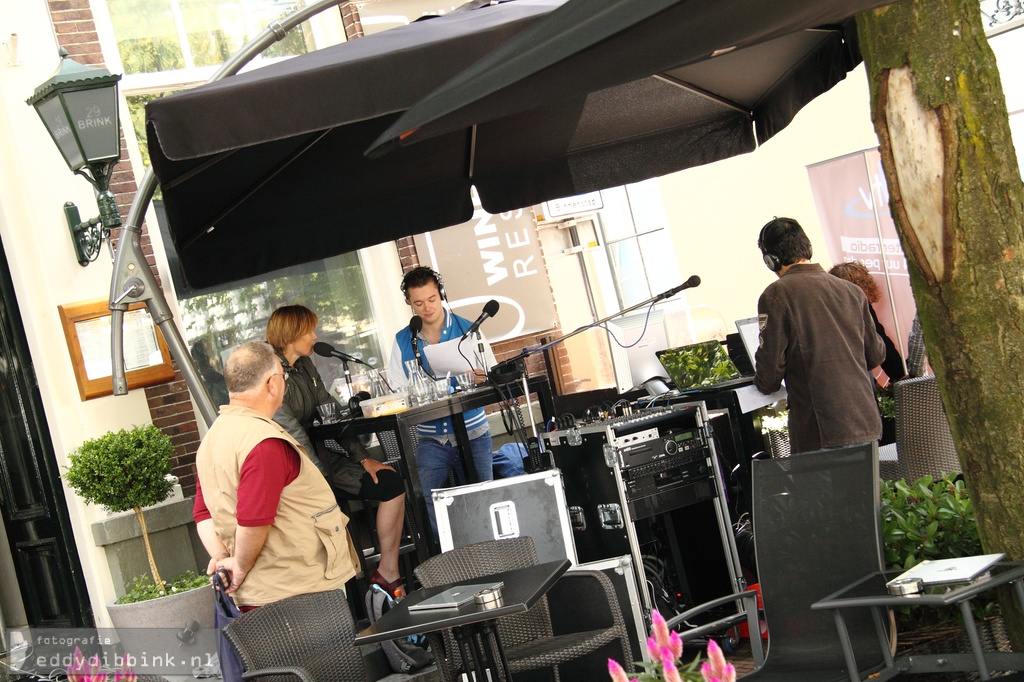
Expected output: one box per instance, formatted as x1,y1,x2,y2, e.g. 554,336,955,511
857,0,1024,643
134,506,166,597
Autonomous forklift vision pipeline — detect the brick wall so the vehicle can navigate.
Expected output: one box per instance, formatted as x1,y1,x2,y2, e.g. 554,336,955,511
48,0,202,496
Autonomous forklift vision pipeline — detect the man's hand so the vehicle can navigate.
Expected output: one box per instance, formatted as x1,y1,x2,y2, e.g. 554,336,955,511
361,457,395,484
206,551,229,576
212,557,250,594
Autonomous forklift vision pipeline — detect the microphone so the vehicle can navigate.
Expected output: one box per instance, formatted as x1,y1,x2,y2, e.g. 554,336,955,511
656,275,701,301
461,300,499,339
313,341,364,365
409,316,425,369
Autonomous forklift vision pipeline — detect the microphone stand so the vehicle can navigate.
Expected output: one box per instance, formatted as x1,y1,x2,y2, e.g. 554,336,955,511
474,330,487,372
489,281,692,385
341,356,353,396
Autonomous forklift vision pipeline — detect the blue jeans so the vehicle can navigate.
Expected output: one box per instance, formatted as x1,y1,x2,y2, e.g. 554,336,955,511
493,443,526,478
415,432,494,540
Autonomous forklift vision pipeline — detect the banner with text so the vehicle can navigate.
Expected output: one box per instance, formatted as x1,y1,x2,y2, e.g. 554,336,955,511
413,199,557,342
807,149,917,380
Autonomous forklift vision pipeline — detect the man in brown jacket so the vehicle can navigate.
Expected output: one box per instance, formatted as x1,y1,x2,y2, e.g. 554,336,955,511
754,217,886,454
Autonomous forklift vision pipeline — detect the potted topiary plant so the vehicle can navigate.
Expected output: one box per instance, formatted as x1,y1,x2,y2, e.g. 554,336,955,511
64,424,212,631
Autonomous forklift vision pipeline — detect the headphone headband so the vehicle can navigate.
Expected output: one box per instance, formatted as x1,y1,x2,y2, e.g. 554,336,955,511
401,266,446,299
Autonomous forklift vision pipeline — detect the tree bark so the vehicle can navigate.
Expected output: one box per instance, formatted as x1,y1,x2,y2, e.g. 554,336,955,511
857,0,1024,643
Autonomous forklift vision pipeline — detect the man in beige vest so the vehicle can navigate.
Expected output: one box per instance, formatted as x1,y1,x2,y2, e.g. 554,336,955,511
193,341,358,607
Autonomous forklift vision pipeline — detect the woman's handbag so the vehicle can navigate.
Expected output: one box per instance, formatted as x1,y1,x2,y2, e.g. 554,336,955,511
213,570,245,682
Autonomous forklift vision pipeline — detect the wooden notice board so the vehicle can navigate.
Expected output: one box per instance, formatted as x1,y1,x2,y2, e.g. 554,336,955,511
58,298,175,400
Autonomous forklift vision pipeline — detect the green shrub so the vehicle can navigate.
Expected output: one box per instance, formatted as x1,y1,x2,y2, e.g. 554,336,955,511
64,425,174,513
65,425,177,598
117,571,210,605
881,473,994,627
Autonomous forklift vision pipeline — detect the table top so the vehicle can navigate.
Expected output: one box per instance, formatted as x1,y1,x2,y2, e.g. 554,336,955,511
311,375,550,438
812,562,1024,611
354,559,571,646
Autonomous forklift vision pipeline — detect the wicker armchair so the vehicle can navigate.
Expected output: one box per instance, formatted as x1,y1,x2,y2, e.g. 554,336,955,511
894,375,960,481
223,589,436,682
413,536,634,681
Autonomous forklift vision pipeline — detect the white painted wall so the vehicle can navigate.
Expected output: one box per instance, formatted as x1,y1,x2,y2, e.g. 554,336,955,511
0,0,155,626
662,25,1024,329
658,67,880,328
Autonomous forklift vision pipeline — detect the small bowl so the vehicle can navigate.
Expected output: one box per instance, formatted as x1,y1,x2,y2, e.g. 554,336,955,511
360,391,410,418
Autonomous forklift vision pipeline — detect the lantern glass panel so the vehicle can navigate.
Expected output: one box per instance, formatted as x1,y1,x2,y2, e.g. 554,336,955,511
62,86,121,163
36,96,84,170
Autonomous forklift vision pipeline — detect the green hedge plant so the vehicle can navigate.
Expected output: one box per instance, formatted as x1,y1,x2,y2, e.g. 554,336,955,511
881,473,994,627
64,425,175,598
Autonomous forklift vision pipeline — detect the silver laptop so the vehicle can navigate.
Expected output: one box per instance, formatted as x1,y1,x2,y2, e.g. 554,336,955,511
407,581,504,611
887,553,1004,587
735,317,761,372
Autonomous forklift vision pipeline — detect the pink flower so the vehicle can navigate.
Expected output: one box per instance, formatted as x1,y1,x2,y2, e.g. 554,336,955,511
114,667,137,682
607,658,635,682
647,635,663,662
66,647,108,682
701,640,736,682
662,659,683,682
668,630,683,660
651,609,672,650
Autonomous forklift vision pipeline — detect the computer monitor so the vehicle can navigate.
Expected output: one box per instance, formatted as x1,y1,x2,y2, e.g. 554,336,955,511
606,310,670,393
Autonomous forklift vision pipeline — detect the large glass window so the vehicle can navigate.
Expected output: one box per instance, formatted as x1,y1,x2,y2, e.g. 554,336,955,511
178,251,384,403
537,180,685,393
100,0,381,404
107,0,312,75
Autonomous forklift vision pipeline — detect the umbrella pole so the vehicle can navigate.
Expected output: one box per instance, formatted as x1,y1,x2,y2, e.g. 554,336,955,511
107,0,349,428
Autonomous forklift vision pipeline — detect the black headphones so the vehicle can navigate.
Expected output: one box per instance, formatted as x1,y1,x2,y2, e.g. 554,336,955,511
400,266,446,300
758,221,782,273
348,391,371,414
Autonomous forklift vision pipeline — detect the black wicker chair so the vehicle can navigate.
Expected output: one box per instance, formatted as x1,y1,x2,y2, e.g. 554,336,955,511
223,589,437,682
670,442,886,681
894,374,961,481
413,536,634,681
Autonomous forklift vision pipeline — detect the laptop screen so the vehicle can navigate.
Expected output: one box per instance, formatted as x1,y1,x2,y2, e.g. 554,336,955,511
735,317,761,372
656,341,742,392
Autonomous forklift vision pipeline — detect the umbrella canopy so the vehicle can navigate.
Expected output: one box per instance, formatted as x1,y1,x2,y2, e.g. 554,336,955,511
369,0,896,205
147,0,887,290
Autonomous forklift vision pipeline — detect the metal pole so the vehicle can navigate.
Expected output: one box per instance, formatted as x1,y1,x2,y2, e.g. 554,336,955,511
108,0,348,428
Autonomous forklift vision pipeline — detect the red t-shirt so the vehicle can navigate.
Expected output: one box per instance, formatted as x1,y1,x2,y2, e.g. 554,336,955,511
193,438,300,526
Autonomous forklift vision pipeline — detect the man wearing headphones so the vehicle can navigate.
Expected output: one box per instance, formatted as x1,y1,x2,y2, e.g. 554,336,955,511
387,266,498,540
755,217,886,453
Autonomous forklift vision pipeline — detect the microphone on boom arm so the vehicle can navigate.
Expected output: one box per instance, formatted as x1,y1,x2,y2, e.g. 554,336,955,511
656,275,701,302
462,300,500,339
313,341,365,365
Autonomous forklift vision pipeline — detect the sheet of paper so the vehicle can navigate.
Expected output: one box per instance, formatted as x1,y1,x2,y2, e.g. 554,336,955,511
735,384,787,413
422,334,497,376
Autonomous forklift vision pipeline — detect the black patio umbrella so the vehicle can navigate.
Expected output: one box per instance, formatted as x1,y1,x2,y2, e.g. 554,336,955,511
147,0,559,289
147,0,888,290
368,0,895,212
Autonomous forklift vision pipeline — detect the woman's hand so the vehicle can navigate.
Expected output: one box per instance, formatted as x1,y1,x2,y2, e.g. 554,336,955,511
361,457,395,484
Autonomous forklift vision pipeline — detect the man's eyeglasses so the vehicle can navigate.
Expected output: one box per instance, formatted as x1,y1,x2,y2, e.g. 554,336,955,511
268,372,289,382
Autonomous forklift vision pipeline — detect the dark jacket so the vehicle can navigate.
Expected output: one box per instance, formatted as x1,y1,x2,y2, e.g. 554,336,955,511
273,354,366,494
754,263,887,453
870,306,906,383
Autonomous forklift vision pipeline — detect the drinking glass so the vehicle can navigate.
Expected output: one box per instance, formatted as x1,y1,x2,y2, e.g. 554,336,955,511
316,402,337,424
